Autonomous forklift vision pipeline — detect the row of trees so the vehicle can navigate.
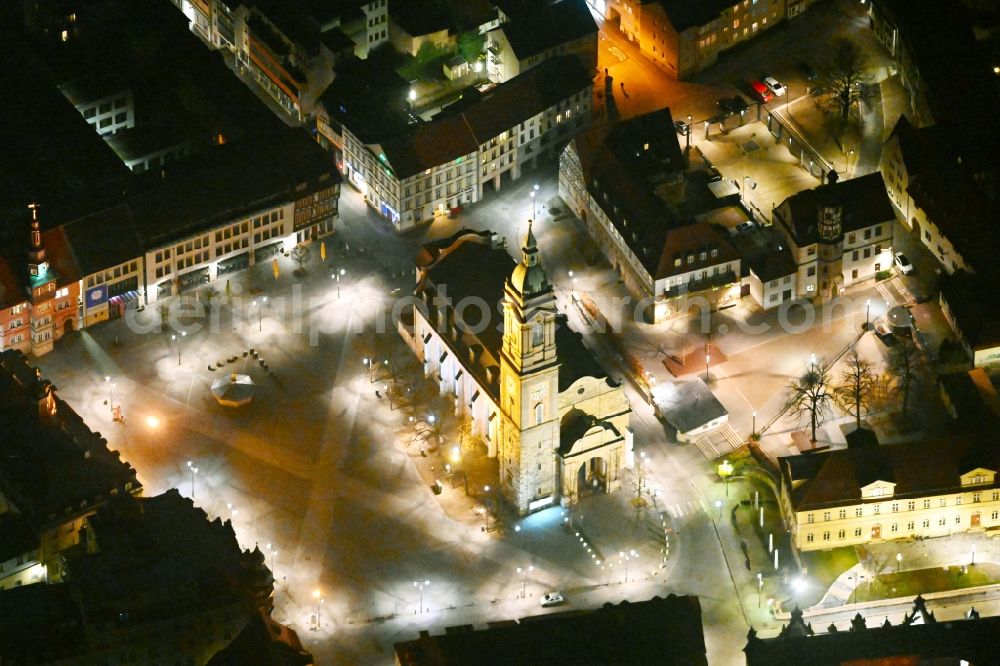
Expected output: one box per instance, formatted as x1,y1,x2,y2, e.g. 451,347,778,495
787,340,921,443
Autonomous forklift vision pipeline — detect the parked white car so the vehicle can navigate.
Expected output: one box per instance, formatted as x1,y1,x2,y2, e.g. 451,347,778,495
893,252,914,275
540,591,565,607
763,76,786,96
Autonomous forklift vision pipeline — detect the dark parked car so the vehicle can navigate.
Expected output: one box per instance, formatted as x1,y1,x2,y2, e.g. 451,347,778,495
717,96,750,117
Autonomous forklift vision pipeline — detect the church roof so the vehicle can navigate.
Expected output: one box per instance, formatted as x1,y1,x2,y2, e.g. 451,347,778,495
415,230,612,395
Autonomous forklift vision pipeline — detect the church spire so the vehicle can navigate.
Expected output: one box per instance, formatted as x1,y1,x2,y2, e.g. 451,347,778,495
510,219,549,296
27,203,49,279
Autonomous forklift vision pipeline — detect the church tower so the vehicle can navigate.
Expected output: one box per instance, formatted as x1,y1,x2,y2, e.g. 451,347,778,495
26,203,58,356
498,222,561,515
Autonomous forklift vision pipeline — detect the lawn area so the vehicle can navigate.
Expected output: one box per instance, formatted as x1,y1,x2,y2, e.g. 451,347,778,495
859,563,1000,603
801,547,860,594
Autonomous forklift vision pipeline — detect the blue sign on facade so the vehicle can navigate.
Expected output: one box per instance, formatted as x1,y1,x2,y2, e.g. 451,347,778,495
86,284,108,307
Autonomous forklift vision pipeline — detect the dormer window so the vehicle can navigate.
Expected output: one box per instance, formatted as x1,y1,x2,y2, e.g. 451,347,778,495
674,258,681,267
711,249,718,258
687,254,694,264
699,251,707,261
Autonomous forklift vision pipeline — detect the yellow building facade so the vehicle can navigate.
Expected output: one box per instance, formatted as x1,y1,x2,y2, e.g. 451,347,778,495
780,439,1000,552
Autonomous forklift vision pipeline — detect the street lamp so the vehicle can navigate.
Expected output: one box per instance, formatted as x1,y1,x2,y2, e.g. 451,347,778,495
408,88,416,108
332,268,346,298
864,298,871,331
253,296,268,331
705,349,710,382
686,114,692,150
483,484,491,531
618,549,637,583
718,459,734,496
752,410,757,437
145,415,160,429
715,499,722,519
530,190,536,220
186,460,198,498
517,565,533,598
171,331,186,366
896,552,902,574
104,376,115,415
312,589,324,630
757,572,764,608
413,580,430,613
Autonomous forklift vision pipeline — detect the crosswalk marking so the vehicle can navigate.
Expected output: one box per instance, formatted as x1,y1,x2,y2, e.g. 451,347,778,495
666,500,701,518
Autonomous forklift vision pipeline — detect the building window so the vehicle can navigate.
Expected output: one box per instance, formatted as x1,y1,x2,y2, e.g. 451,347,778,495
838,510,846,520
940,498,947,507
907,501,915,511
854,527,862,537
956,497,962,505
855,507,862,517
891,503,899,512
837,529,845,539
923,499,931,509
907,521,914,530
534,403,544,425
923,519,930,528
890,523,898,533
822,531,830,541
992,511,999,520
807,514,814,523
939,518,946,526
806,533,814,542
873,505,880,515
955,515,962,525
823,511,830,521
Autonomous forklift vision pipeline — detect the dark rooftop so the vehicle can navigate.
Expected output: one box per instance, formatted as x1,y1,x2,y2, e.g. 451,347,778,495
0,349,141,531
655,378,728,434
0,583,86,663
417,230,611,396
778,172,895,245
746,597,1000,666
655,0,731,33
779,435,1000,512
70,490,269,624
499,0,597,61
940,269,1000,352
394,595,707,665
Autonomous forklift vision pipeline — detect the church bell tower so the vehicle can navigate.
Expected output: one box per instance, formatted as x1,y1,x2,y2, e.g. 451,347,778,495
497,221,561,515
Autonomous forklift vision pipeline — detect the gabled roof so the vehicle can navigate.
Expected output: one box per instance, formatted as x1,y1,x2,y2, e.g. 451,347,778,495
380,56,592,180
655,221,740,281
416,229,612,397
780,436,998,512
779,173,895,245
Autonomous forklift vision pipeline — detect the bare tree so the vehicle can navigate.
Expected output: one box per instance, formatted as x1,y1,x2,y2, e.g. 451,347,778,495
888,338,920,417
834,351,876,430
290,245,311,273
786,362,835,444
815,38,878,129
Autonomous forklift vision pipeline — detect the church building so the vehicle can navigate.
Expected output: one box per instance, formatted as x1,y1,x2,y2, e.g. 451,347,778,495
401,226,633,515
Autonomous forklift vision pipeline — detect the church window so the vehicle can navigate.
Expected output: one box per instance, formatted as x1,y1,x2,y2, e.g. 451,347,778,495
531,322,543,346
534,403,544,425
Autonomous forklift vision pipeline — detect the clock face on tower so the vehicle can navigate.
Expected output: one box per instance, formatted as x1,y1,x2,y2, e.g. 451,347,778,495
530,383,547,403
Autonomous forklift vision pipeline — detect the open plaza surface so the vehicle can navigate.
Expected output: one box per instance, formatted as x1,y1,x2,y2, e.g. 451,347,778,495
15,0,998,662
29,173,985,664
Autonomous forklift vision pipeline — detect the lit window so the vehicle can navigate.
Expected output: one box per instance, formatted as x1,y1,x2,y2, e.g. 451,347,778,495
61,30,69,42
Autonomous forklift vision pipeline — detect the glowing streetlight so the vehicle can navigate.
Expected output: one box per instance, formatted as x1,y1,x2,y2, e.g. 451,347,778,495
171,331,186,366
517,565,533,598
253,296,268,331
896,552,903,573
104,375,114,413
332,267,346,298
186,460,198,498
312,589,324,629
413,580,430,613
715,499,722,519
145,415,160,429
752,410,757,436
865,298,871,331
718,459,734,496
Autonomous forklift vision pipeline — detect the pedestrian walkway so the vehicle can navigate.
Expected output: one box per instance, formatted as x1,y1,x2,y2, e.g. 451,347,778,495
693,424,743,459
664,500,703,519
